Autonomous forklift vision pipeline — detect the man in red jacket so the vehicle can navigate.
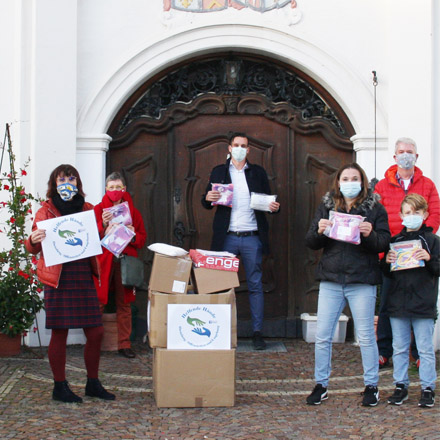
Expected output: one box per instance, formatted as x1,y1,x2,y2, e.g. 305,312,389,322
374,137,440,368
94,172,147,358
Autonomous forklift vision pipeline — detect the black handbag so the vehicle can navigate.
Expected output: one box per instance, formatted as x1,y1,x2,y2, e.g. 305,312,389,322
120,255,145,288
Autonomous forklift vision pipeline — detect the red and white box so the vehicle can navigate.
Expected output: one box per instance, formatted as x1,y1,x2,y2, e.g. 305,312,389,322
189,249,239,272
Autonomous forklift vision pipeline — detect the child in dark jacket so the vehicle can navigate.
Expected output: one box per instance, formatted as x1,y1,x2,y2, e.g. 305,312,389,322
381,194,439,408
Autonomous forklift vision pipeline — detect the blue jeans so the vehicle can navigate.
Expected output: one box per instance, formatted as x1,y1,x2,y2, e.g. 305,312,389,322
390,317,436,390
315,281,379,387
223,234,264,332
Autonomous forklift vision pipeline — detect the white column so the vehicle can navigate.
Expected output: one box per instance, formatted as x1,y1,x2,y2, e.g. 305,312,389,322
350,134,389,183
76,134,112,205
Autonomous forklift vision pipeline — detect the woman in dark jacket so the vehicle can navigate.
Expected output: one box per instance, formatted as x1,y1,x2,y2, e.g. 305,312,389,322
305,163,390,407
25,164,115,403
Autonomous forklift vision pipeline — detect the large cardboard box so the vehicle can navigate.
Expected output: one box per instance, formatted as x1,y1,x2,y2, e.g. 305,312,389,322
148,289,237,348
148,253,192,294
192,267,240,294
153,348,236,407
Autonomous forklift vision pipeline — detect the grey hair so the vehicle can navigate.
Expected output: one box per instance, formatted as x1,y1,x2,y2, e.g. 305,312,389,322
395,137,417,153
105,171,126,186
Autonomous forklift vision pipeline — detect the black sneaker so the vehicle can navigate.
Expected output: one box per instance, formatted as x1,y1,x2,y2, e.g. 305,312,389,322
306,384,328,405
361,385,380,407
418,387,435,408
387,383,408,405
252,332,267,350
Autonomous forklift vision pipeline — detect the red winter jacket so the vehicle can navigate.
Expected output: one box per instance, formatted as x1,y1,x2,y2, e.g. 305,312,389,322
94,191,147,305
25,199,100,288
374,165,440,236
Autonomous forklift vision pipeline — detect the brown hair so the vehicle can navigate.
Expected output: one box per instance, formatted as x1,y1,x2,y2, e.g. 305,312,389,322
401,193,428,213
331,162,369,211
46,164,85,199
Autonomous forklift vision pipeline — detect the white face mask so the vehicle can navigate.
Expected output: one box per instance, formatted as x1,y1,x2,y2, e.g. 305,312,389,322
231,146,247,162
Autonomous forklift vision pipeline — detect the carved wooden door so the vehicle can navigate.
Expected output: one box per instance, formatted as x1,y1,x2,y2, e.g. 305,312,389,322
107,55,354,336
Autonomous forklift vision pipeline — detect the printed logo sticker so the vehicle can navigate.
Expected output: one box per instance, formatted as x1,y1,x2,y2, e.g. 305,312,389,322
37,210,102,267
167,304,231,350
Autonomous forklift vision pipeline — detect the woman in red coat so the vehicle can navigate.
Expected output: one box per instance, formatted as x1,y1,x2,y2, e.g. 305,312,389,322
25,164,115,403
94,172,147,358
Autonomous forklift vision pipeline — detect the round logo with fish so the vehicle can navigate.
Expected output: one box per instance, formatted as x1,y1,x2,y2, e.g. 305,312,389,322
178,305,221,348
51,216,90,260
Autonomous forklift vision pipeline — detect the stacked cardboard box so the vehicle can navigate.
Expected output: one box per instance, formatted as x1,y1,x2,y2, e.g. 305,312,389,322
148,251,237,407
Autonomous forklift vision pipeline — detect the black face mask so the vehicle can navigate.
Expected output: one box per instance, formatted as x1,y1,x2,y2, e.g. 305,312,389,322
52,194,85,215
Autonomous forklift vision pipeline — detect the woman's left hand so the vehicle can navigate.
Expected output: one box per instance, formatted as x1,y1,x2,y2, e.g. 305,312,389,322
269,201,280,212
359,221,373,237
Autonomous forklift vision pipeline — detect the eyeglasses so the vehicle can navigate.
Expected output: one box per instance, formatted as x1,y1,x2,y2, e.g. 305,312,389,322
106,185,125,191
57,176,77,183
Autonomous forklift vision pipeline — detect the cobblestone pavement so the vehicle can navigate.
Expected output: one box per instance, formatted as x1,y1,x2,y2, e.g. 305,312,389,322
0,340,439,440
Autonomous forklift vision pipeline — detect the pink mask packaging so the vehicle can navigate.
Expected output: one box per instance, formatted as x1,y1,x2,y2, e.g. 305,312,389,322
212,183,234,207
323,211,364,245
103,201,132,225
101,223,135,257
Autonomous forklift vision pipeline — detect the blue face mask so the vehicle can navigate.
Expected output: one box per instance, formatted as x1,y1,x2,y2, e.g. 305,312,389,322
402,214,423,230
57,183,78,201
339,181,362,199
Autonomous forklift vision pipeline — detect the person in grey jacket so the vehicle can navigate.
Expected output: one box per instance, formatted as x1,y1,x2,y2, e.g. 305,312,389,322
305,162,390,407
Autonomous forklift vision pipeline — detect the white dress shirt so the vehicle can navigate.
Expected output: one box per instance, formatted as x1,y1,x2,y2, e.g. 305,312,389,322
229,162,258,232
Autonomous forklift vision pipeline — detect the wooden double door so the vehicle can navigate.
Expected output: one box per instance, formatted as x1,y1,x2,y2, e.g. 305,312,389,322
107,55,354,336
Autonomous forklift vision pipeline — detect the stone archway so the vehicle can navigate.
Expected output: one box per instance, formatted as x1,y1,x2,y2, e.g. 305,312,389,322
105,54,355,336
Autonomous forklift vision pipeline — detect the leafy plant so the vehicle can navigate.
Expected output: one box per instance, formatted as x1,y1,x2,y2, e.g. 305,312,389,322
0,124,44,337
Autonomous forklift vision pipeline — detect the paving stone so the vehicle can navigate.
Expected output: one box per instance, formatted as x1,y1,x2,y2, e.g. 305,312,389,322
0,340,439,439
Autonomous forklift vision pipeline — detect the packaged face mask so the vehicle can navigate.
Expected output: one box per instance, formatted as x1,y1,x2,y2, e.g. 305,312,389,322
101,224,135,257
249,192,277,212
323,211,365,245
212,183,234,207
389,239,425,271
103,201,132,225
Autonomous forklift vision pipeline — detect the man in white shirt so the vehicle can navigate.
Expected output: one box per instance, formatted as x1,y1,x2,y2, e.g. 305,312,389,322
202,132,280,350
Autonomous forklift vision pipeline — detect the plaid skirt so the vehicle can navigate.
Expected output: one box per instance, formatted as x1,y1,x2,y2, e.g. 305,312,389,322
44,259,102,329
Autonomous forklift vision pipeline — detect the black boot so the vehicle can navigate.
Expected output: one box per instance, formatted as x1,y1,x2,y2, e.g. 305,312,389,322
53,380,83,403
85,378,116,400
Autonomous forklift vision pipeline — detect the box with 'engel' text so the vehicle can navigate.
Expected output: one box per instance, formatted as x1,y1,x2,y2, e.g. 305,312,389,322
148,289,237,348
148,253,192,294
153,348,236,407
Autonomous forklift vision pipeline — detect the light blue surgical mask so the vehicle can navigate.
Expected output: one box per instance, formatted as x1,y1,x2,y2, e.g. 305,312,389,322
402,214,423,230
339,181,362,199
396,153,416,170
231,146,247,162
57,183,78,201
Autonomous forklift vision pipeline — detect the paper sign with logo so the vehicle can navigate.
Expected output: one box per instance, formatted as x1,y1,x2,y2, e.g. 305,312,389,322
167,304,231,350
37,210,102,267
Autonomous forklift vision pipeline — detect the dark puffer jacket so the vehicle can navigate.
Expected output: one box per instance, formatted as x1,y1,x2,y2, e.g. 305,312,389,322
381,225,439,319
305,191,390,285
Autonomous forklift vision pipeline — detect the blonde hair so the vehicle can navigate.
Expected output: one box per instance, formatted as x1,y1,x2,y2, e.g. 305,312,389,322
401,193,428,213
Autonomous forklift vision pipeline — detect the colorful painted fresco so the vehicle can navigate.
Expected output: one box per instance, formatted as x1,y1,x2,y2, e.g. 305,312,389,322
163,0,297,13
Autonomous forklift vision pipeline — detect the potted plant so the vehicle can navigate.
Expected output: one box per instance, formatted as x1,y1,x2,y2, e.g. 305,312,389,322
0,124,44,356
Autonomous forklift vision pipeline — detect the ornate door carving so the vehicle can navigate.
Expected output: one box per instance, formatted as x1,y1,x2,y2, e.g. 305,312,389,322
107,55,354,335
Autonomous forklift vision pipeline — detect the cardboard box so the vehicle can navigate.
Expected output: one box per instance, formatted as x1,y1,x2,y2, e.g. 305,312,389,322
153,348,236,407
148,253,192,294
192,267,240,294
148,289,237,348
300,313,349,343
